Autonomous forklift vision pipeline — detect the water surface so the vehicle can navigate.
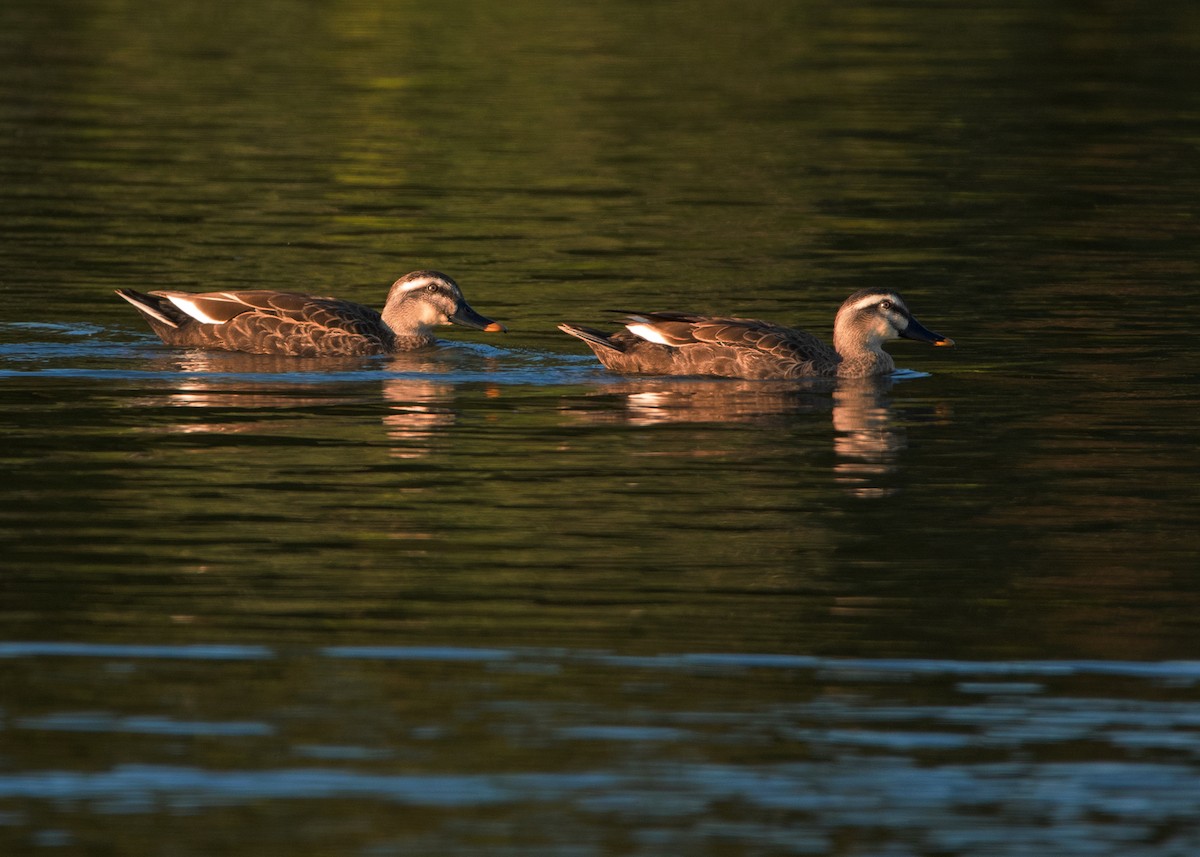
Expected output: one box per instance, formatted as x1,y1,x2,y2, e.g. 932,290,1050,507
3,0,1199,854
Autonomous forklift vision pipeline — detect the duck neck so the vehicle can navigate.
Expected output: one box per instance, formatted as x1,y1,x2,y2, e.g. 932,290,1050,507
833,330,894,378
382,302,437,349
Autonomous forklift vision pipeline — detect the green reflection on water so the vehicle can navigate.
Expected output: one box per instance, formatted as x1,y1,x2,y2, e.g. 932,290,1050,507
2,0,1198,661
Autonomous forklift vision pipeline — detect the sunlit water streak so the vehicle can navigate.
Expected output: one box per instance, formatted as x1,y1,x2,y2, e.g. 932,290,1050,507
5,640,1198,681
0,324,597,385
0,324,932,388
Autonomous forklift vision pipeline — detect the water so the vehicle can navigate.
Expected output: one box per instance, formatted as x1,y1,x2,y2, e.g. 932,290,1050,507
3,0,1200,854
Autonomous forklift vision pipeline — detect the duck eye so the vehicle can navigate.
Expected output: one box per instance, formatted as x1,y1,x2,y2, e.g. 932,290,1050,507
879,300,892,310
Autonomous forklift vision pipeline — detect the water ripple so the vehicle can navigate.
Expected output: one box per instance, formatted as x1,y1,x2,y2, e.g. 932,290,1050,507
2,641,1199,685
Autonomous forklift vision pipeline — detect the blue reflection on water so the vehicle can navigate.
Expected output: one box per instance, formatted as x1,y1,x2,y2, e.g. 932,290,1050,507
16,713,273,737
0,642,271,660
323,645,514,662
3,641,1199,684
2,642,1199,853
0,766,620,808
0,325,935,387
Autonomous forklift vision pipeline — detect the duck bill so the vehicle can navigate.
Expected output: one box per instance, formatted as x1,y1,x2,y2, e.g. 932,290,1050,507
901,317,954,347
449,302,506,333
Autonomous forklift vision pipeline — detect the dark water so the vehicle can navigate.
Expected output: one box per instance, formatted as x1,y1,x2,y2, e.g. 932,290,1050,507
3,1,1200,854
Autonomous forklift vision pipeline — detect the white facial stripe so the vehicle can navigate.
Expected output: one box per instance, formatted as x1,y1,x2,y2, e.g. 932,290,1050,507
848,293,897,313
398,277,437,294
167,295,228,325
625,323,673,346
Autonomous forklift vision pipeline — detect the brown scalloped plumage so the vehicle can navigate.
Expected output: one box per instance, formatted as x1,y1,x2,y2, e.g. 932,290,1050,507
559,289,953,380
116,270,504,358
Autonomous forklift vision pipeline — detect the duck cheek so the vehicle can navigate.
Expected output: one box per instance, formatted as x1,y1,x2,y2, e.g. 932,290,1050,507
419,305,447,326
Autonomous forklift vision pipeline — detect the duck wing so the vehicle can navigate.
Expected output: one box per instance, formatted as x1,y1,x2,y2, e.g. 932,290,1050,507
618,312,838,378
137,290,388,356
146,290,354,323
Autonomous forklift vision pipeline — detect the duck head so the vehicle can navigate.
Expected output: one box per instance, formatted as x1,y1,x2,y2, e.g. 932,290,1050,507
383,270,506,334
833,289,953,355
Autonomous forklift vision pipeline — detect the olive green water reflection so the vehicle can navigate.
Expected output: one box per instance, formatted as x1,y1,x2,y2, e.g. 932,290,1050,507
3,365,1197,660
4,0,1200,854
0,374,895,651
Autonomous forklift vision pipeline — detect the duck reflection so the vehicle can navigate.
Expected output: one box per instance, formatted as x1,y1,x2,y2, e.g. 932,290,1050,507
144,345,474,382
123,348,487,460
381,378,456,459
169,350,379,378
128,351,373,427
564,376,932,498
831,379,906,499
563,379,833,426
378,351,505,459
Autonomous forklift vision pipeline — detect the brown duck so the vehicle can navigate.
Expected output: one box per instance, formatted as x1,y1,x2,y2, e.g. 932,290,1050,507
116,270,505,358
559,289,953,379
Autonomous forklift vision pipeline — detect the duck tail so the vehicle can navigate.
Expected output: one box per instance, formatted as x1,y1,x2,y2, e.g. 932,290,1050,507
557,323,625,353
115,289,184,329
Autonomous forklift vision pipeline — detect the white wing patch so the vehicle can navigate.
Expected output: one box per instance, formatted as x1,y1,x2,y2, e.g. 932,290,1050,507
167,295,232,325
625,323,674,346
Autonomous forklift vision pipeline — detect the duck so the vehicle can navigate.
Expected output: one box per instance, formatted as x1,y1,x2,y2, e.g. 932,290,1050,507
115,270,505,358
558,288,953,380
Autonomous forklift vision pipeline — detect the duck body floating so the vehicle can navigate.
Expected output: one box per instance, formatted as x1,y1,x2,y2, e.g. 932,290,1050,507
116,270,504,358
559,289,953,380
